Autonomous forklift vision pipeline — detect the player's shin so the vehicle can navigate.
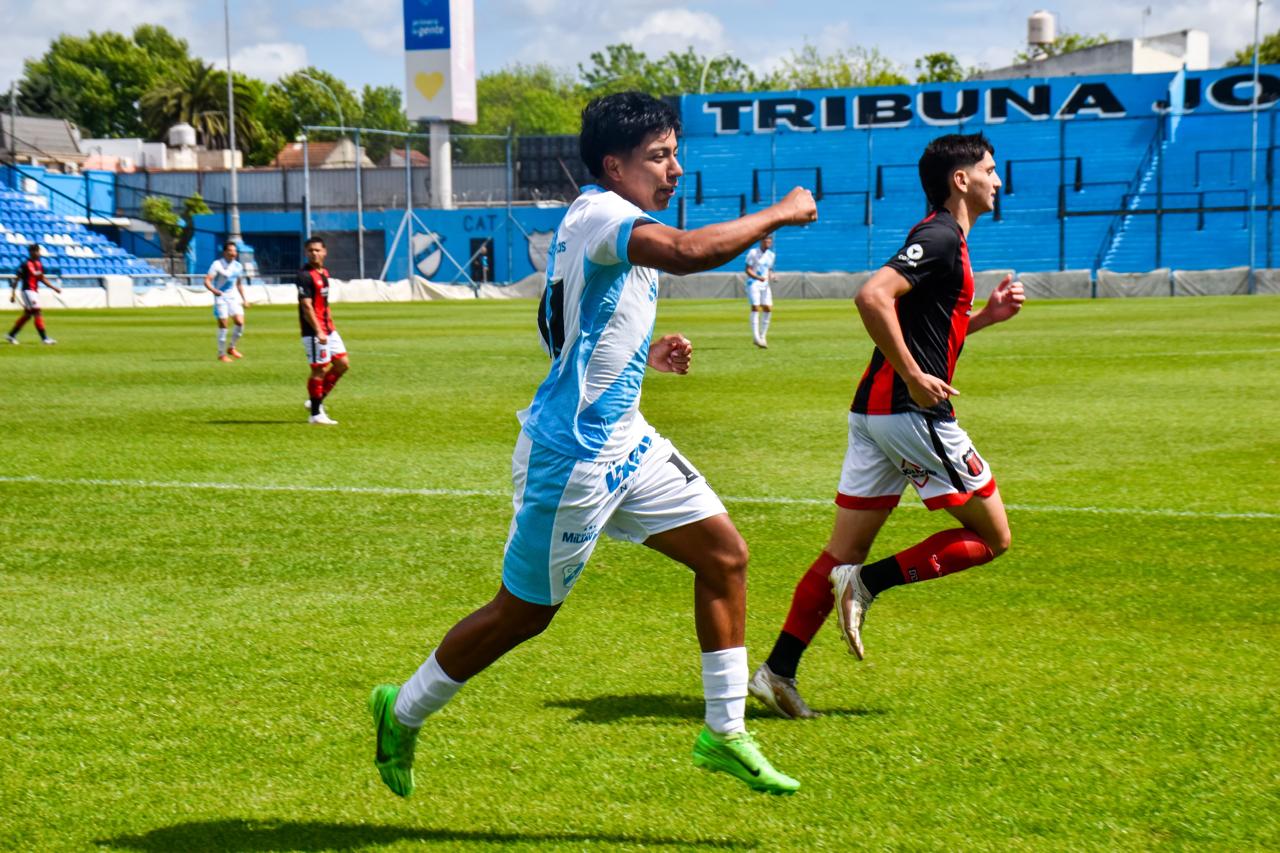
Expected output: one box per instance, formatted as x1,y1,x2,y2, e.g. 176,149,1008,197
764,551,840,678
864,528,995,593
395,649,466,727
307,377,325,416
701,647,748,734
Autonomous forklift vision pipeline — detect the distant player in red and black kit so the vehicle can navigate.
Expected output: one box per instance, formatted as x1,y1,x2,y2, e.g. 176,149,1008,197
7,244,62,345
748,132,1026,719
297,236,349,426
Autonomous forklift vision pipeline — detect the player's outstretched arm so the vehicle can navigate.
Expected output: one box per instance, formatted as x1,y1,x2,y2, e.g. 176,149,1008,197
629,187,816,276
856,266,958,408
969,274,1025,333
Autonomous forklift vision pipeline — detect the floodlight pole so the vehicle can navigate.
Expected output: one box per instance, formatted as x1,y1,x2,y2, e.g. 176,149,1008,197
302,133,311,239
1249,0,1263,294
224,0,241,242
355,127,365,278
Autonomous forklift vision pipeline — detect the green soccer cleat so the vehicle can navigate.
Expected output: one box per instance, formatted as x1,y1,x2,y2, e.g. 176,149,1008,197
692,726,800,795
369,684,420,797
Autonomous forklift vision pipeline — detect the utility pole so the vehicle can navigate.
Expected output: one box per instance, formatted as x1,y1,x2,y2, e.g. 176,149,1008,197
224,0,241,242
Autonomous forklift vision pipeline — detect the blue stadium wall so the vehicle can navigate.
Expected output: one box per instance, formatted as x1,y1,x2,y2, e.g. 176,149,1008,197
678,65,1280,273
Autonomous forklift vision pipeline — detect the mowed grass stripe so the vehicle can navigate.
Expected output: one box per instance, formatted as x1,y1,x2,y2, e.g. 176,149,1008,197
1,472,1276,520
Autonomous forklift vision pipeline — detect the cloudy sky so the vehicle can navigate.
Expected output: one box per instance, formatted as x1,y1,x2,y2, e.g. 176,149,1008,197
0,0,1274,100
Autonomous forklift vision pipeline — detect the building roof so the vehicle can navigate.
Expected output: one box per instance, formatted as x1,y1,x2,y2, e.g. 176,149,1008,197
273,139,374,169
0,115,86,166
384,147,430,167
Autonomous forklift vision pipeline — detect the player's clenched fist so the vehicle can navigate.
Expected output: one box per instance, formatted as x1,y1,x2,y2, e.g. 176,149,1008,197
649,333,692,374
779,187,818,225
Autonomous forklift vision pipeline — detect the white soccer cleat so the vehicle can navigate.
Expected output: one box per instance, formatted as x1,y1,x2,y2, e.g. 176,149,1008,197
5,334,18,345
748,662,820,720
308,412,339,426
830,563,873,660
41,338,57,345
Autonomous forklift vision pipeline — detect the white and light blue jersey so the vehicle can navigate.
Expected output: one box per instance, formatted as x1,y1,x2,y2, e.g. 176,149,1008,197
745,246,775,281
207,258,245,294
524,185,661,462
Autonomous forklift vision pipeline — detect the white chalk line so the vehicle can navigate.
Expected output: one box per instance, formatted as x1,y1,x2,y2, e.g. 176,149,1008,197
0,474,1273,521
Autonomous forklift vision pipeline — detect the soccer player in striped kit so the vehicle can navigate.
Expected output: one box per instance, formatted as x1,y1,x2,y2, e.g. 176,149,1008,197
204,240,248,362
6,244,61,345
749,132,1026,719
369,92,817,797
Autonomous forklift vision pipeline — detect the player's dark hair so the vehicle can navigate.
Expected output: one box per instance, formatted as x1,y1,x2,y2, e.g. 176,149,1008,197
224,240,237,250
28,243,40,254
305,236,326,248
918,132,995,209
579,92,681,179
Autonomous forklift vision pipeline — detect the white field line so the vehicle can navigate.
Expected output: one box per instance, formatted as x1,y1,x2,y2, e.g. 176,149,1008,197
0,474,1274,521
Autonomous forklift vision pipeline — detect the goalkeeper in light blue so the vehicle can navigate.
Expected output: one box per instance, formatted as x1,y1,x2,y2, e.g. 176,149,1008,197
371,91,818,797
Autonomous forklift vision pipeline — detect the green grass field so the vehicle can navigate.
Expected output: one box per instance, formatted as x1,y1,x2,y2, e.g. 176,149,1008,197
2,296,1278,851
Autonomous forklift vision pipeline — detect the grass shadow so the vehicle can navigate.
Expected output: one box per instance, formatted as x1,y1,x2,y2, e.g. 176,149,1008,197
545,692,704,724
546,693,885,724
98,819,754,851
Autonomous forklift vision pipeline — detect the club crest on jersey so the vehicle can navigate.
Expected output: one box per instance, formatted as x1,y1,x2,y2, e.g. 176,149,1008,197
962,448,984,477
563,561,585,588
900,457,931,487
898,243,925,267
606,435,653,492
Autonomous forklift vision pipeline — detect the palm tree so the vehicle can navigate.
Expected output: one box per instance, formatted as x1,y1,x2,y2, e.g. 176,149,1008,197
141,60,261,152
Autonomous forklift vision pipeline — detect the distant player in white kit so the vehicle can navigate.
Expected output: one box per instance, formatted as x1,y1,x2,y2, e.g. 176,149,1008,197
204,241,247,362
369,92,818,798
744,233,775,348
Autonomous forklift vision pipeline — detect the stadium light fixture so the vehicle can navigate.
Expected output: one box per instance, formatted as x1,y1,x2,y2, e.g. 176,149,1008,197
297,72,345,131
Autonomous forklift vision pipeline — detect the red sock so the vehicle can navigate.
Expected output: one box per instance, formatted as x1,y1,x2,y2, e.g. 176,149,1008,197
893,529,994,583
780,551,841,643
11,313,30,332
307,377,325,400
321,371,341,397
33,316,46,334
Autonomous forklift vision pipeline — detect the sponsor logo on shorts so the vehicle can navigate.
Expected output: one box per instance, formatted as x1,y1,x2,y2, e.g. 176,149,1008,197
606,435,653,493
561,524,600,545
563,561,585,588
962,448,984,477
900,458,932,487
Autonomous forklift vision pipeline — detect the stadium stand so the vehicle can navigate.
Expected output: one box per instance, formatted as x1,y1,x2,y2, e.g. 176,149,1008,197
0,187,160,281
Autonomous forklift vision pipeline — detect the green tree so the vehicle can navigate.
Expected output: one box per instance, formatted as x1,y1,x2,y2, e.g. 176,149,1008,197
17,26,192,137
140,193,211,273
578,44,758,97
266,68,364,144
1228,30,1280,66
915,52,969,83
451,64,587,163
765,44,909,90
1015,31,1111,62
359,85,412,163
140,61,263,152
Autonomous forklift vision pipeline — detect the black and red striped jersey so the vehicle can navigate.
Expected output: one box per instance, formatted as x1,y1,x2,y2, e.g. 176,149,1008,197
296,266,334,335
17,259,43,291
851,207,974,420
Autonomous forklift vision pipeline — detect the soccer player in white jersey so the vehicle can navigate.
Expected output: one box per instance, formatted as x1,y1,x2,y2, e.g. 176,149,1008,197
369,92,817,797
743,233,776,347
203,241,247,362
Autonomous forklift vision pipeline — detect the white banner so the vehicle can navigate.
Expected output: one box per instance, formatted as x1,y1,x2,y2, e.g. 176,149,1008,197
403,0,476,124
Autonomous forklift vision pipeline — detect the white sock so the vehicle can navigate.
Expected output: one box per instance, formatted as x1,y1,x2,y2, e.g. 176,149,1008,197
701,647,748,735
394,649,465,727
230,324,243,346
217,328,227,355
750,312,760,340
760,311,772,337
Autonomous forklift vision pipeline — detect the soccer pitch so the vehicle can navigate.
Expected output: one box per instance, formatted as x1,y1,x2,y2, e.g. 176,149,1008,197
2,296,1277,851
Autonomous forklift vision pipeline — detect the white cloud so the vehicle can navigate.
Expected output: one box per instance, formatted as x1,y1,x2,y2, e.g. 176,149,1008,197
313,0,402,53
620,8,729,55
226,42,308,82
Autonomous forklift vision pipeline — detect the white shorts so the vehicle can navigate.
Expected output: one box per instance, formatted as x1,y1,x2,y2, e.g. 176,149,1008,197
746,281,773,307
502,429,727,605
18,290,39,311
301,330,347,366
213,293,243,320
836,411,996,511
